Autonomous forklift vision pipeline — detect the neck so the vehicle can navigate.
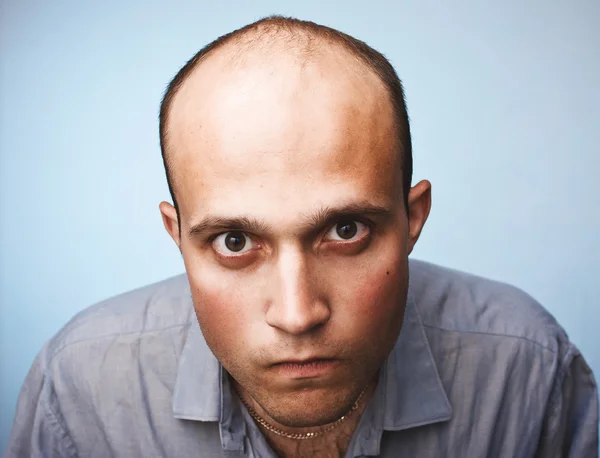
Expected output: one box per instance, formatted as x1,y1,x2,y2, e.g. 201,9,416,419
231,377,378,456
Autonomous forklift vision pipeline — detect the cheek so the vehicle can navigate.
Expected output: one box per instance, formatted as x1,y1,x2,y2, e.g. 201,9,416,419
185,263,264,359
355,261,405,319
192,284,239,334
334,245,408,335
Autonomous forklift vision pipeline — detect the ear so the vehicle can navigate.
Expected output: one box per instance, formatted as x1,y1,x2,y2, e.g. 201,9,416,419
159,201,181,248
406,180,432,254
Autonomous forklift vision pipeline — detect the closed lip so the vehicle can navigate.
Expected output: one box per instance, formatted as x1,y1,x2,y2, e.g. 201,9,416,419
271,358,339,378
272,357,337,366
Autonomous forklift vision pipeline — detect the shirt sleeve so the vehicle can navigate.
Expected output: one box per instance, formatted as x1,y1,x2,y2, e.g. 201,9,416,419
535,344,599,458
4,351,78,458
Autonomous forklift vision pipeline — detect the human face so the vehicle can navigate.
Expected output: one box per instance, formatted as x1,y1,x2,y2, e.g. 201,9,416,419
161,46,431,428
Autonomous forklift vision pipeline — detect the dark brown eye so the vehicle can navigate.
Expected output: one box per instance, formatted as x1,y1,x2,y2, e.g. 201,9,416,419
335,221,358,240
224,232,246,252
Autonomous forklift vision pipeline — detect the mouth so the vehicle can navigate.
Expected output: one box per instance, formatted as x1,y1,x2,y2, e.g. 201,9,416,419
271,358,339,379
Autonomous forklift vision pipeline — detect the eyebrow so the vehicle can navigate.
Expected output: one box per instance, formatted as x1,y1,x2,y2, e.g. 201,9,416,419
187,202,394,239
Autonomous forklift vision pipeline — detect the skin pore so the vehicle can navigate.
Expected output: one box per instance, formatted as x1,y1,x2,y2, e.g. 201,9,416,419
160,33,431,457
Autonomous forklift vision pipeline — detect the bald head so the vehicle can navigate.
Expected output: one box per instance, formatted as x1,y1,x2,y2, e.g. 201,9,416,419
159,16,412,217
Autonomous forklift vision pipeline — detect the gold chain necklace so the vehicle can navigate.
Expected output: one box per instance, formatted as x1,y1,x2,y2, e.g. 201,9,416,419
235,386,368,440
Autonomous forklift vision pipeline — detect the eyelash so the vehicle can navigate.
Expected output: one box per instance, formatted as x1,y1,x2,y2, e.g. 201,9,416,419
207,218,375,254
324,218,373,243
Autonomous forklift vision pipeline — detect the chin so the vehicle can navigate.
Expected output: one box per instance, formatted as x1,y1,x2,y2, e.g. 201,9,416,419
261,386,359,428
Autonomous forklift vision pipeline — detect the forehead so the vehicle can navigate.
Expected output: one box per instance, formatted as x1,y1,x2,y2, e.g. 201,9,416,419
168,42,400,227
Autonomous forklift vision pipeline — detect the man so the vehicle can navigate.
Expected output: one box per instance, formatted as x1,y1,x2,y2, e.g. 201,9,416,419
5,15,598,458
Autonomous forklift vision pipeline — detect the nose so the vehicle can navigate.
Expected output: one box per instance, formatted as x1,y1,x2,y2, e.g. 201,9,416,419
265,247,330,335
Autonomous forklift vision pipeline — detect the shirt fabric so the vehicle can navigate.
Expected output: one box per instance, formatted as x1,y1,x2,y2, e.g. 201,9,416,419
4,259,599,457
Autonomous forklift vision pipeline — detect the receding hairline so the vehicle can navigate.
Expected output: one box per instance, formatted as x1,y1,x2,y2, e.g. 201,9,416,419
158,15,413,215
161,19,391,157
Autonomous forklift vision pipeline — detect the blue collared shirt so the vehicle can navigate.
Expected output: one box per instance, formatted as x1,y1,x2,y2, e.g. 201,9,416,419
4,260,599,457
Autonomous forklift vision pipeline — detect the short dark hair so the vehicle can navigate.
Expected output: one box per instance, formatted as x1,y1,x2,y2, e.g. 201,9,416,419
159,15,413,221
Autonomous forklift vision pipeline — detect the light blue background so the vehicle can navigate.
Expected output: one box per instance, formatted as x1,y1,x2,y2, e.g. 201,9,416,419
1,0,599,452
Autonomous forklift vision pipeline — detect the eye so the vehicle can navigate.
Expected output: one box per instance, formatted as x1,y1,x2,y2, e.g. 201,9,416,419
212,231,256,256
324,220,369,242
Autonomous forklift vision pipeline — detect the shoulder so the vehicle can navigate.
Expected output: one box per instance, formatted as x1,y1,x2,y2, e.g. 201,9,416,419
9,275,201,455
409,259,568,354
41,273,194,370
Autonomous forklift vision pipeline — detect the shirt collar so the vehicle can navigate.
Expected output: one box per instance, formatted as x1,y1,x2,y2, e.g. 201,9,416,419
381,289,452,430
172,274,452,449
172,319,246,452
345,288,452,457
172,318,220,422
